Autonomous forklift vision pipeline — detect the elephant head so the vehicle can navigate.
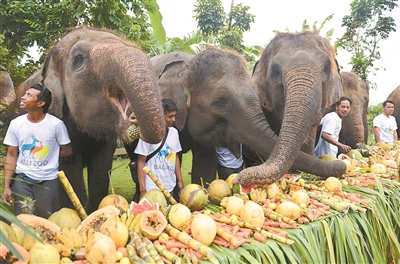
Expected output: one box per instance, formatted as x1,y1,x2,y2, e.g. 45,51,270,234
153,49,346,186
0,66,16,111
337,72,370,148
41,27,165,143
387,85,400,136
243,32,344,184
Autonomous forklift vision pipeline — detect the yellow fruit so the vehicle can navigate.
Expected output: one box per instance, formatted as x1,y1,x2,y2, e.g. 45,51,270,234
266,183,280,199
319,154,338,161
370,163,387,174
168,203,192,231
225,196,244,216
120,257,131,264
325,177,342,192
29,242,60,264
240,201,265,227
275,201,301,220
225,173,238,187
48,208,82,229
291,189,310,206
208,179,232,205
190,214,217,246
268,203,277,210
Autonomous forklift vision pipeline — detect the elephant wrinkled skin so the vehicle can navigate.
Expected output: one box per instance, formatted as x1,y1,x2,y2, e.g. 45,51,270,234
148,49,346,186
0,66,16,111
11,27,165,213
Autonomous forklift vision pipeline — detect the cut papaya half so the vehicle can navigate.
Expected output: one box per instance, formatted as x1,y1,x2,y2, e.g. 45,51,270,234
14,214,61,243
76,205,120,233
139,210,167,241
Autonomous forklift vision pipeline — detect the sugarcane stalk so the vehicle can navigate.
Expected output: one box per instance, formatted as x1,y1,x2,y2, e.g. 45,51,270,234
127,242,147,264
307,192,350,213
132,231,155,263
57,171,87,220
309,191,366,213
143,237,164,264
286,179,326,191
219,216,294,245
275,193,315,221
164,224,213,257
154,244,182,264
216,226,240,247
143,167,177,205
263,208,297,225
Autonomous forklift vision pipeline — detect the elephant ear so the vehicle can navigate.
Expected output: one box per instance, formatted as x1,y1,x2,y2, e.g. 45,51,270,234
42,57,65,118
157,60,190,131
252,60,273,112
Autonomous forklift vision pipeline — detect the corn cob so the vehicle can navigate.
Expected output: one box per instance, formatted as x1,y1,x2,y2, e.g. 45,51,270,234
57,171,87,220
143,237,164,264
164,224,213,257
143,167,177,205
154,244,182,264
131,231,155,263
127,242,147,264
219,216,294,245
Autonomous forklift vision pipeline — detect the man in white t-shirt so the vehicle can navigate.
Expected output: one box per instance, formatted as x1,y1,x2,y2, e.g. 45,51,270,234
315,97,352,158
2,84,72,218
373,100,398,143
135,98,184,199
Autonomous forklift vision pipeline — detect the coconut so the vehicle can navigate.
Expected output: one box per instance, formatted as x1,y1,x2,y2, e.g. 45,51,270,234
100,216,129,248
291,189,310,206
98,194,129,212
267,183,280,199
168,203,192,230
370,163,387,174
240,201,265,227
141,189,168,215
325,177,342,192
48,207,82,229
347,150,362,160
190,214,217,246
29,242,60,264
225,173,238,187
207,179,232,205
225,196,244,216
179,184,208,211
276,201,301,220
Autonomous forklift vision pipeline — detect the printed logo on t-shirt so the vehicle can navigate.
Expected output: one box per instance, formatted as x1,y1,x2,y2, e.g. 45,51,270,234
20,134,50,166
154,143,176,170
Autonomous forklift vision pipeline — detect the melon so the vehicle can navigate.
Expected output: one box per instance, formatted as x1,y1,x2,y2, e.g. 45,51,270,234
208,179,232,205
324,177,342,192
128,198,159,216
190,214,217,246
29,242,60,264
48,207,81,229
98,194,129,212
240,201,265,227
291,189,310,206
179,184,208,211
225,196,244,216
141,189,168,215
276,201,301,220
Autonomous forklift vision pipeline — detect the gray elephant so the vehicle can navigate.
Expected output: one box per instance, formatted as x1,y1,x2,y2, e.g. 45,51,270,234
12,27,165,213
239,32,344,185
386,85,400,136
148,49,345,186
0,66,16,111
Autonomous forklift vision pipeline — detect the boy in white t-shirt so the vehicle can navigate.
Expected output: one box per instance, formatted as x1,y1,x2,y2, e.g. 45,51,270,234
2,84,72,218
373,100,398,143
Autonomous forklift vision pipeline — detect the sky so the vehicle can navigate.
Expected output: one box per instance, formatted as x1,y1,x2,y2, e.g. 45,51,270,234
157,0,400,106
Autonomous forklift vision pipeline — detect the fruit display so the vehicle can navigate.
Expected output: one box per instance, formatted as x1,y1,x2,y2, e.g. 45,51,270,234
2,145,400,264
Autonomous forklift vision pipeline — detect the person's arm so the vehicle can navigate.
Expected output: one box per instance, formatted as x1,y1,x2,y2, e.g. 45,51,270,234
60,143,73,157
174,155,184,195
2,146,18,205
321,132,351,152
137,155,147,198
393,130,398,141
373,127,381,143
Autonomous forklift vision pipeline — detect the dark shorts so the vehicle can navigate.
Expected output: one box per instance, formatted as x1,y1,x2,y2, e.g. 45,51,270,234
217,164,243,180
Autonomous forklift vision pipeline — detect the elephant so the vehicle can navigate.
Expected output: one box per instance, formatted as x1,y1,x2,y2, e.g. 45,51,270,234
11,27,166,213
0,66,16,111
146,49,346,187
238,31,344,185
386,85,400,136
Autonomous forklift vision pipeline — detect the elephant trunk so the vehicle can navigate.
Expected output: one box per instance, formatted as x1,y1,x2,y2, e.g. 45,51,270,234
237,64,346,186
92,44,165,144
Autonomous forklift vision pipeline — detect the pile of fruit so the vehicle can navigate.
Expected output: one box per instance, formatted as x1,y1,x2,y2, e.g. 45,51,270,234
1,142,399,263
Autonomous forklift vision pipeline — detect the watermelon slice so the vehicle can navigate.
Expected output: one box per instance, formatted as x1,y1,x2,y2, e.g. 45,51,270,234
232,183,259,194
128,198,159,216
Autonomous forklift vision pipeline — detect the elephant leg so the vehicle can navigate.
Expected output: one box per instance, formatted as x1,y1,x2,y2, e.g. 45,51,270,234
86,140,116,213
191,142,217,186
58,154,87,210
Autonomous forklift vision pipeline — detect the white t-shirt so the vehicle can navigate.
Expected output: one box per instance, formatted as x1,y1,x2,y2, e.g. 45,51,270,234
3,114,71,181
134,127,182,192
315,112,342,157
373,113,398,143
216,146,243,169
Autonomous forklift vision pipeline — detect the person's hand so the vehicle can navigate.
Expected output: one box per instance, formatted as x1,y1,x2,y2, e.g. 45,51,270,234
177,181,184,196
340,143,351,153
2,188,13,206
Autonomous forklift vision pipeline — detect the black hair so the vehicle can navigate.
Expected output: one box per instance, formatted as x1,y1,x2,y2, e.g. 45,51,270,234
336,96,352,106
161,98,177,113
383,100,395,107
31,83,52,113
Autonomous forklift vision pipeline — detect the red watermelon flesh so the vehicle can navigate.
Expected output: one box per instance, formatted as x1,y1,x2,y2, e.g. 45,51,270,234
128,198,159,216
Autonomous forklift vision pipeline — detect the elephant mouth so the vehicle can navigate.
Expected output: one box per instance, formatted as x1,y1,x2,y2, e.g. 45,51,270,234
109,90,131,121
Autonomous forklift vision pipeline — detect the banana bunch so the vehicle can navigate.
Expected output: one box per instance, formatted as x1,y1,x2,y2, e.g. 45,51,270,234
120,211,142,234
52,227,87,257
249,188,267,205
368,154,385,165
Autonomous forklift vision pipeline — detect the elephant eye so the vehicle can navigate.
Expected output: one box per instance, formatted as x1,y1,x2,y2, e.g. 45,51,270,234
211,98,230,114
73,54,86,67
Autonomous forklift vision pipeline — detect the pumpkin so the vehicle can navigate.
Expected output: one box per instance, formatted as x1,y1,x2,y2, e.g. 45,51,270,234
139,210,168,240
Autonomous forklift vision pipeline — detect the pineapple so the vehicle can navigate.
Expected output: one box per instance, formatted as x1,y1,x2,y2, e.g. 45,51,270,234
18,196,36,214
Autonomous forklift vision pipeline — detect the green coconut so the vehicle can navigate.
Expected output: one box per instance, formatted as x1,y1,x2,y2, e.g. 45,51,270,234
208,179,232,205
179,184,208,211
347,150,363,160
141,189,168,215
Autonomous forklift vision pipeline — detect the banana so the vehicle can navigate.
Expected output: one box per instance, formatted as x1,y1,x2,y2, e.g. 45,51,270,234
55,230,74,250
79,229,88,247
22,226,39,251
120,212,128,224
125,212,136,230
129,213,142,232
258,189,267,204
50,241,72,258
10,224,24,245
66,228,83,249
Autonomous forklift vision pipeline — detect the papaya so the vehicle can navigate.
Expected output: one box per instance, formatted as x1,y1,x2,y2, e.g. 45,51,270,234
0,242,30,264
139,210,168,240
15,214,60,243
77,205,120,233
0,220,17,243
